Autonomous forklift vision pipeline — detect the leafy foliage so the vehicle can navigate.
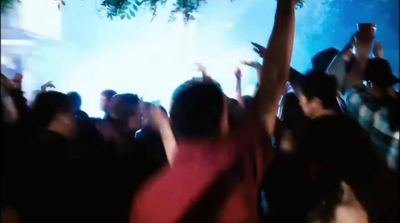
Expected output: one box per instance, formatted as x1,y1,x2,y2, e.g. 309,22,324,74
1,0,306,22
101,0,305,22
101,0,205,22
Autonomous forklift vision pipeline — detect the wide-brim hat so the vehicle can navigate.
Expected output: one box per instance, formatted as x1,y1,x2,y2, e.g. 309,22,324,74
365,58,399,87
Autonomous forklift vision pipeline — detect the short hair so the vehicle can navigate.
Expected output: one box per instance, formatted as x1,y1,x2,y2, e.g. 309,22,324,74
300,71,339,110
101,89,117,99
67,91,82,110
109,93,140,121
32,91,72,129
170,80,224,139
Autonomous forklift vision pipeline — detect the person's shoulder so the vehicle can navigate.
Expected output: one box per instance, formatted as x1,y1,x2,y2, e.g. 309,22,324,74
345,86,368,101
311,115,359,130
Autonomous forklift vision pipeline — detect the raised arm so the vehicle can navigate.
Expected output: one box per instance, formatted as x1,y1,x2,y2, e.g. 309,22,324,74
373,41,384,59
40,81,56,92
149,105,177,165
234,68,245,107
343,34,373,90
327,34,356,92
195,63,213,83
253,0,296,135
249,44,303,97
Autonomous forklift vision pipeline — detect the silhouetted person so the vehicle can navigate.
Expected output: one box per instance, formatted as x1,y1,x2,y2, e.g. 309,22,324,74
135,102,168,173
67,91,89,120
29,91,84,223
279,72,396,223
131,0,297,222
100,89,117,120
96,93,146,223
345,58,399,170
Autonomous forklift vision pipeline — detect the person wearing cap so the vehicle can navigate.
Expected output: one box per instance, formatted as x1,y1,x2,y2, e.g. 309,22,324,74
344,36,399,170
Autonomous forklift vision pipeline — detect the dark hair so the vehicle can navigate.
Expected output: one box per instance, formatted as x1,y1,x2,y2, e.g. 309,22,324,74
170,80,224,139
302,116,397,223
31,91,73,129
109,93,140,122
300,71,339,110
311,47,339,72
101,89,117,99
280,92,309,148
242,95,254,110
67,91,82,111
365,58,399,88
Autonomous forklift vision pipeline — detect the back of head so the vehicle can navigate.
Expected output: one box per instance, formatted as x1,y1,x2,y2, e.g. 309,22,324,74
141,102,168,128
242,95,254,110
365,58,399,88
170,80,224,139
109,93,140,122
300,71,339,110
365,58,399,132
101,89,117,99
311,47,339,72
32,91,73,129
303,115,394,223
67,91,82,111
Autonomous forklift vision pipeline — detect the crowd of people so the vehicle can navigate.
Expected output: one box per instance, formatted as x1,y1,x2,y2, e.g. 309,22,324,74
1,0,399,222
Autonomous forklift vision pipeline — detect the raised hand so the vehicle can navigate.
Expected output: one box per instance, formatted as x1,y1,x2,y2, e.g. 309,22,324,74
234,67,242,80
241,60,262,72
346,32,357,49
195,62,212,82
234,67,245,107
250,42,266,58
41,81,56,92
195,62,207,74
354,34,373,59
373,41,384,58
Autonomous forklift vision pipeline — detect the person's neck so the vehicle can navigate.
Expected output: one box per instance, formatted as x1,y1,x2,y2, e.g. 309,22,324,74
312,108,336,119
48,122,73,139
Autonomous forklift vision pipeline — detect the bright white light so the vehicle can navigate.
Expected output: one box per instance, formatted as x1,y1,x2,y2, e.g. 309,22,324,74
1,39,34,46
19,0,61,39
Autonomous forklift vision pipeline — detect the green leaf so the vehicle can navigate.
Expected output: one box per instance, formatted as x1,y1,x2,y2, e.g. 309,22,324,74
132,4,138,11
120,14,125,19
127,14,131,19
129,9,135,16
135,0,142,6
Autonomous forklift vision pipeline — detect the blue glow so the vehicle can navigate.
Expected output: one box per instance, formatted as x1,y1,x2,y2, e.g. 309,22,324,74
3,0,399,117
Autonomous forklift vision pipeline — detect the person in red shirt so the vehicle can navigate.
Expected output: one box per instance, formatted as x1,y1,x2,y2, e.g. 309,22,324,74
131,0,297,222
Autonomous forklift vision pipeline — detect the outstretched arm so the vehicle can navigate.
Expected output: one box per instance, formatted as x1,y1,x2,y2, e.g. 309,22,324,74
149,105,177,165
40,81,56,92
327,34,356,92
343,33,373,90
195,63,213,83
234,68,245,107
253,0,297,135
373,41,384,59
250,44,303,97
